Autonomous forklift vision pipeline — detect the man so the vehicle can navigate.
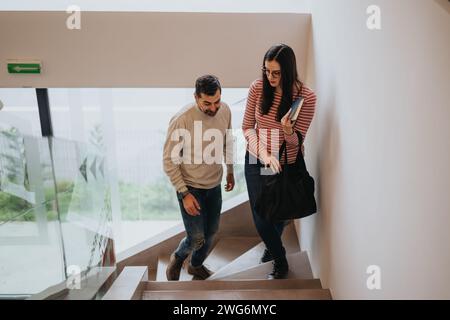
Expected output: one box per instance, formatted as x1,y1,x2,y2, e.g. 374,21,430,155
163,75,235,281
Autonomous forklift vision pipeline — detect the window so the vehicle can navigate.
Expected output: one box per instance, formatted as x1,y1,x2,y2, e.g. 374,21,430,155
49,88,248,252
0,88,41,136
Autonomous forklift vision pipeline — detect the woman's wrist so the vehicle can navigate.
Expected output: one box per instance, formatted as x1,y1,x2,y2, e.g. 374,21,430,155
284,128,294,136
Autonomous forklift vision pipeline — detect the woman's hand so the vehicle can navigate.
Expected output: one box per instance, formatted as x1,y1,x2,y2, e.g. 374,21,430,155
260,152,282,174
281,109,294,136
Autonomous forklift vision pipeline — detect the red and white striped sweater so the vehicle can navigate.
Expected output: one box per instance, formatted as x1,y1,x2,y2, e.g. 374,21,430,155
242,79,316,164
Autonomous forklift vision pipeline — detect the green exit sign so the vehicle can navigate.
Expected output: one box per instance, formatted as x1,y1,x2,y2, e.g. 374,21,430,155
7,60,41,74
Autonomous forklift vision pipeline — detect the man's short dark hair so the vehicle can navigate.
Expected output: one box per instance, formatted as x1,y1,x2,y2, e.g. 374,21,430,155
195,75,221,97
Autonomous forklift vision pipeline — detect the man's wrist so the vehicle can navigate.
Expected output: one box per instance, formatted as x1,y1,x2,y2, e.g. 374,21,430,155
177,190,190,201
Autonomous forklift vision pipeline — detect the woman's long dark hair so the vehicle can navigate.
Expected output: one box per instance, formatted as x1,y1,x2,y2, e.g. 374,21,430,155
260,44,303,121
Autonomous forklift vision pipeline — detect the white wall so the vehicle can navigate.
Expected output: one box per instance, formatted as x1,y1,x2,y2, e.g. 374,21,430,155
302,0,450,299
0,0,311,13
0,11,310,88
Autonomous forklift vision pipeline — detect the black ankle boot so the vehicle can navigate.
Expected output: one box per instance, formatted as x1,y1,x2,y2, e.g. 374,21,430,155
267,256,289,279
260,248,273,263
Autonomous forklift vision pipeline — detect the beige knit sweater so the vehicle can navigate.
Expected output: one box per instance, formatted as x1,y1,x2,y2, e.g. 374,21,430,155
163,102,234,193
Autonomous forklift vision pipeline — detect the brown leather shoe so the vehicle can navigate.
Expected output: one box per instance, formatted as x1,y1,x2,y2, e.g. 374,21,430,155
187,264,213,280
166,253,184,281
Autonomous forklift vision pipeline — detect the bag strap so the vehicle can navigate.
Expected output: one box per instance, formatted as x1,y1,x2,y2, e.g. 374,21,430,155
278,131,308,172
294,131,308,172
278,140,288,163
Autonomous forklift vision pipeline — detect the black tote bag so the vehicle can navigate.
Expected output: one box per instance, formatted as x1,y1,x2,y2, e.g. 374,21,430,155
255,131,317,222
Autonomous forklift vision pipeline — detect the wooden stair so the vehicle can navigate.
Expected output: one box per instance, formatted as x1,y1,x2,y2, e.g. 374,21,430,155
103,213,331,300
156,255,193,281
209,222,300,280
212,251,314,281
142,288,331,300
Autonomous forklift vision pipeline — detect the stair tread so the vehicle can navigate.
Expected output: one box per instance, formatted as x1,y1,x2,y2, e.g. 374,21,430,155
209,242,265,280
148,267,157,281
209,222,300,280
281,221,302,253
156,236,260,281
142,288,331,300
156,255,193,281
102,266,148,300
212,251,313,281
145,278,322,291
203,237,260,272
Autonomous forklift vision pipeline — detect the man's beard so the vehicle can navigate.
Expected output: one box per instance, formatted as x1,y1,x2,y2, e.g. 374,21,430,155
204,110,217,117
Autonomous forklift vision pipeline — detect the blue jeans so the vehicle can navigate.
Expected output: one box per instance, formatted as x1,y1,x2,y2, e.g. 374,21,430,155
174,184,222,267
244,151,287,260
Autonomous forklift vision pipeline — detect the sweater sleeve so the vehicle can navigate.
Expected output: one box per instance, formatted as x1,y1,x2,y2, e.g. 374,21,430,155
163,115,189,193
224,105,234,174
284,88,317,152
242,80,268,158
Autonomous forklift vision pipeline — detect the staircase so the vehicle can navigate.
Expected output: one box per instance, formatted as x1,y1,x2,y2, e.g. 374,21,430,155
102,199,332,300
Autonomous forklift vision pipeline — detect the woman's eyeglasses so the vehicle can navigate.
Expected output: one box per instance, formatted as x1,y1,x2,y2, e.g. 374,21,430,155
261,67,281,79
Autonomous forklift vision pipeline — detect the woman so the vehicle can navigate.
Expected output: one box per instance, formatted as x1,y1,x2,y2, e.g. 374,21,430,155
242,44,316,279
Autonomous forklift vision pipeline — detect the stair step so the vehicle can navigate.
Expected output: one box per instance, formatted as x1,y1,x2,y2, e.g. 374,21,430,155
102,266,148,300
208,242,265,280
145,278,322,291
148,266,157,281
202,237,260,272
281,221,302,253
212,251,313,281
142,288,331,300
156,255,193,281
30,267,116,300
209,222,300,280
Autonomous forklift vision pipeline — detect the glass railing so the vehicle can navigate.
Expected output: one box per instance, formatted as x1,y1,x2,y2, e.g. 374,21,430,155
0,88,250,297
0,128,115,297
47,88,249,253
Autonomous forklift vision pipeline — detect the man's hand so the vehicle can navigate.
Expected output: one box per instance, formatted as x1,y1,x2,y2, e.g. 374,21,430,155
225,173,235,192
182,193,201,216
